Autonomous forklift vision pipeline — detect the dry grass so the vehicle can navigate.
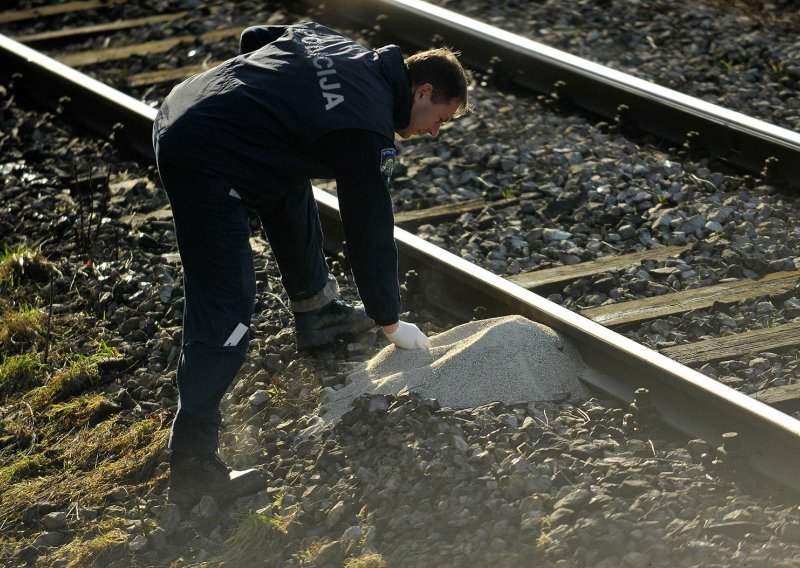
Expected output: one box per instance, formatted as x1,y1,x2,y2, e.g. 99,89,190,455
40,518,128,568
345,553,390,568
0,243,53,289
0,414,169,520
0,452,47,486
0,352,43,396
0,241,165,568
43,393,119,433
0,302,46,354
26,356,101,410
212,505,299,566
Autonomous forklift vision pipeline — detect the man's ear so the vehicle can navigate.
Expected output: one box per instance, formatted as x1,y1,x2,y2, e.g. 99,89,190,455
414,83,433,100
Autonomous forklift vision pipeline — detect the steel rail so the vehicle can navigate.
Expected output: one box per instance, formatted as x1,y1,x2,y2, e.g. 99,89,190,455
2,33,800,495
307,0,800,188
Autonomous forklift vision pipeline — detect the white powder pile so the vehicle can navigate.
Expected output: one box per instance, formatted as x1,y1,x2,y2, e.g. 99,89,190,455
317,315,592,425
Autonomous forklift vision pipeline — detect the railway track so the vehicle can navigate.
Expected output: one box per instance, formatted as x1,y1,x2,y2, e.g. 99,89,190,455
3,0,800,491
3,1,800,409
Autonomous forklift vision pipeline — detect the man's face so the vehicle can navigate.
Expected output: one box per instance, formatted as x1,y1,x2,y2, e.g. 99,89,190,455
396,83,461,139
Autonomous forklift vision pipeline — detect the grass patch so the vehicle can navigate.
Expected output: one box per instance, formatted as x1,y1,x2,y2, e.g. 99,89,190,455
0,534,27,565
0,453,47,486
0,243,53,289
0,353,43,396
26,357,101,410
0,301,46,354
214,507,298,566
43,393,120,433
345,553,389,568
41,518,128,568
0,417,35,453
0,414,169,521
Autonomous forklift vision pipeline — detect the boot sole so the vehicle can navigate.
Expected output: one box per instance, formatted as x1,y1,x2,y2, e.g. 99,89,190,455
169,469,268,509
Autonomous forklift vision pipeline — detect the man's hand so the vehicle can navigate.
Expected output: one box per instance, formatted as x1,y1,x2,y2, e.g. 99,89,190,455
382,321,431,350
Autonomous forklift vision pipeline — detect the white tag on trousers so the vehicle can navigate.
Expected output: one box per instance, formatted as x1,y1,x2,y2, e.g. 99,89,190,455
223,322,249,346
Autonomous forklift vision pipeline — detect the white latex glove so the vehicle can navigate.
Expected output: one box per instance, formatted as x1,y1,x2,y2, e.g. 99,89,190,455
384,321,432,350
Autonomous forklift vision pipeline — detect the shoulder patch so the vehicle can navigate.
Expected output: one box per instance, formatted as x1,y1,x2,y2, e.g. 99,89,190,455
379,148,396,185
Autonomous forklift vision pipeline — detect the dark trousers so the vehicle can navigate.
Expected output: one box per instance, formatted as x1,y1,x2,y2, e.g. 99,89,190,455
155,139,329,453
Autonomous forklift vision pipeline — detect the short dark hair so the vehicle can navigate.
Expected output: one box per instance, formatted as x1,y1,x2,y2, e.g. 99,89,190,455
405,47,472,117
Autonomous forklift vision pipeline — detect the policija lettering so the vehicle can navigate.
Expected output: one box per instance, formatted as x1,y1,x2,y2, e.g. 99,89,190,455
296,28,346,111
312,56,343,110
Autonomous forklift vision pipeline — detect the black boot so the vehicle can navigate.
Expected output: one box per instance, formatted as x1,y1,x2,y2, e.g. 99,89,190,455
294,299,375,352
168,452,267,508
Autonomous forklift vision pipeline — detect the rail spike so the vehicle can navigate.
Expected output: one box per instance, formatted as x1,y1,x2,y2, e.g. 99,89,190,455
623,387,659,434
761,156,781,185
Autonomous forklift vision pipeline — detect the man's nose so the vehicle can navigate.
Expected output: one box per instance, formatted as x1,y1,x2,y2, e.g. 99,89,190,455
428,124,441,137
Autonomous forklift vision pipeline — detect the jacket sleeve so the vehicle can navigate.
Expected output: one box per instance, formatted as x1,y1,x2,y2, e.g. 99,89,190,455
239,25,289,55
313,129,401,326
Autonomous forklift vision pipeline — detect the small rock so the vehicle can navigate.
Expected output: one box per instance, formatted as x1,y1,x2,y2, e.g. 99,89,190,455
452,435,469,452
705,521,761,539
148,527,168,551
191,495,220,523
41,511,67,531
779,521,800,541
22,502,60,526
326,501,347,530
315,540,344,566
342,525,363,545
618,479,652,496
32,531,66,548
128,534,148,553
543,228,572,242
549,508,576,526
249,389,270,406
158,503,182,535
367,396,389,413
553,488,592,511
108,486,129,502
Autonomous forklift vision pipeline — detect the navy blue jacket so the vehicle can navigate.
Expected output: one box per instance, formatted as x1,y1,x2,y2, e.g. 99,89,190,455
153,22,412,325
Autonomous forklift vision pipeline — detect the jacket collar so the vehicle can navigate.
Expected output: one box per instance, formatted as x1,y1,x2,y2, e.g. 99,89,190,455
376,45,412,131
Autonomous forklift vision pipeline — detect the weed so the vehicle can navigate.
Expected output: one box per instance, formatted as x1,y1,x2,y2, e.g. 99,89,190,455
499,186,515,199
0,401,38,451
42,517,127,568
0,453,47,486
1,415,169,519
536,516,552,549
44,393,120,433
268,383,286,399
60,415,163,472
215,506,298,566
0,534,26,565
345,553,389,568
27,357,101,410
94,338,120,358
769,60,785,75
0,353,43,396
0,302,46,354
0,244,53,289
720,59,734,70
